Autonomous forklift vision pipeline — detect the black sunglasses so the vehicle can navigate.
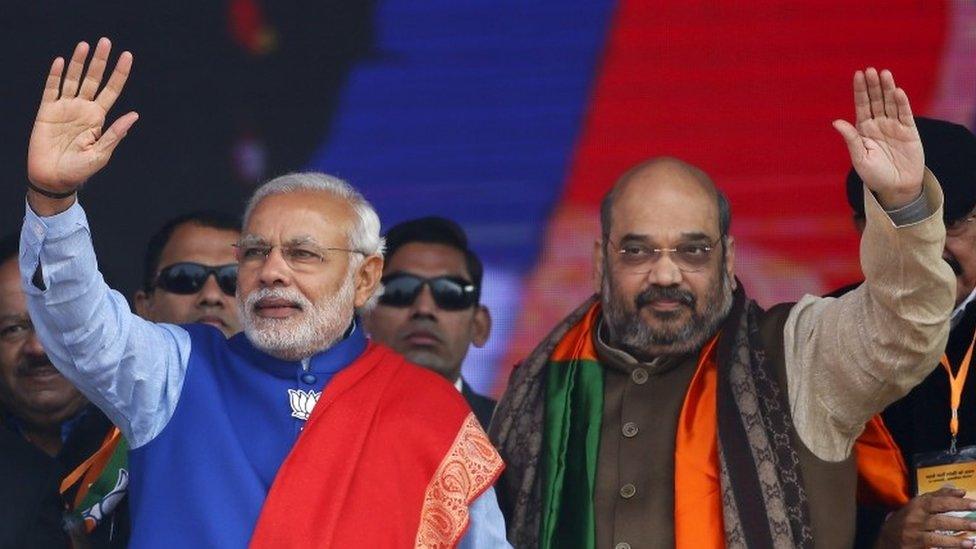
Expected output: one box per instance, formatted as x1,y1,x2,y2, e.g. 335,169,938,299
154,263,238,296
378,273,479,311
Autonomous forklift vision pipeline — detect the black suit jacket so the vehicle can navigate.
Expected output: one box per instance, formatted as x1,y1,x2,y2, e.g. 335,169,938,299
837,282,976,547
0,425,67,549
461,381,497,430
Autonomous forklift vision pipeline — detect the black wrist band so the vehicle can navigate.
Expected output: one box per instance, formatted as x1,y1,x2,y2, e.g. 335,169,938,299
26,181,77,199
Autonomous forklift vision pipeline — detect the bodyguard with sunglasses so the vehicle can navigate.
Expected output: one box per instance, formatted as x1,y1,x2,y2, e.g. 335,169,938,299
134,211,241,337
365,217,495,428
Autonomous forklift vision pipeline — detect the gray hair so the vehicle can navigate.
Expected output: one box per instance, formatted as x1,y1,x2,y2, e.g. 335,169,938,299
243,172,385,257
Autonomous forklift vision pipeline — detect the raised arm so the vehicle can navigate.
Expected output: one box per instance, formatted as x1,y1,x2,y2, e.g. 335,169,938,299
21,39,190,448
786,68,955,461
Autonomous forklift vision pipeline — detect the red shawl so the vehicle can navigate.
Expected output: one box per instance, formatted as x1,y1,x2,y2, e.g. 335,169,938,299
250,343,504,547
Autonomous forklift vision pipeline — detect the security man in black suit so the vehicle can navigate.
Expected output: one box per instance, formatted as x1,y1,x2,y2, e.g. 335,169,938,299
364,217,496,428
835,117,976,548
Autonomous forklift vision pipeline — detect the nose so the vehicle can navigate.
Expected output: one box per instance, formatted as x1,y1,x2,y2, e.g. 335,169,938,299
256,247,290,288
22,330,46,357
645,252,684,287
196,274,226,307
409,284,439,318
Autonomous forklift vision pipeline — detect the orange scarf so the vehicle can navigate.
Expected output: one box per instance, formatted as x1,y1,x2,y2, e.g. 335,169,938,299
674,335,724,548
853,416,910,507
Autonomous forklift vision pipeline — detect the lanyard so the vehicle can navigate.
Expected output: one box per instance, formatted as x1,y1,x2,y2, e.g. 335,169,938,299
939,330,976,454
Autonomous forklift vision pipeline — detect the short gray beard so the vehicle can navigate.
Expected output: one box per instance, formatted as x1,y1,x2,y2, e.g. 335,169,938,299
238,273,357,361
601,259,734,361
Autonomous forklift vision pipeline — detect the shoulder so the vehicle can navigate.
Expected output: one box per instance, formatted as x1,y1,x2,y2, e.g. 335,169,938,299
367,344,471,424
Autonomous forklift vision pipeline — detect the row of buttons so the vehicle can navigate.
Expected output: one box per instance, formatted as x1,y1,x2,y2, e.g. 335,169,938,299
613,367,647,549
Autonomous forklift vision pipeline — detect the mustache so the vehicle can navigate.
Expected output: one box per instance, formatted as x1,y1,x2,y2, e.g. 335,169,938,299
17,355,57,376
635,286,696,309
945,255,963,276
243,287,311,311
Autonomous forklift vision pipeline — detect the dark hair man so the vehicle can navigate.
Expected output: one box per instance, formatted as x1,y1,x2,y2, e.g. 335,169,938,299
365,216,495,428
134,210,242,337
490,69,956,548
839,118,976,548
20,39,508,547
0,233,128,547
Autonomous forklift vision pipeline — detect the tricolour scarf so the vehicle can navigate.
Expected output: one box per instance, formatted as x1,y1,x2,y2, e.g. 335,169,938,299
250,342,504,548
490,289,814,548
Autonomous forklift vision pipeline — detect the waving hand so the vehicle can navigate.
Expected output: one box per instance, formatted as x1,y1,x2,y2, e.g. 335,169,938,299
27,38,138,195
833,68,923,210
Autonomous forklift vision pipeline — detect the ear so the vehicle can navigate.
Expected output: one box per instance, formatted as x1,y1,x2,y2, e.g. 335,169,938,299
593,239,605,293
353,254,385,308
134,290,152,319
723,236,736,287
471,305,492,348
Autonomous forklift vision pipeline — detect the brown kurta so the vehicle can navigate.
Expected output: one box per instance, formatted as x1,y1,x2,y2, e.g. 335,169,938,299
592,309,858,549
592,323,695,549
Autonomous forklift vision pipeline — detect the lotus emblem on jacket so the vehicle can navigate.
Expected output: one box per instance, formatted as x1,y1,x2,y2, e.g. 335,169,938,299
288,389,321,421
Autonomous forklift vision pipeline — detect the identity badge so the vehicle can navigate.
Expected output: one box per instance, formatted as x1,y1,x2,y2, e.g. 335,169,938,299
915,446,976,542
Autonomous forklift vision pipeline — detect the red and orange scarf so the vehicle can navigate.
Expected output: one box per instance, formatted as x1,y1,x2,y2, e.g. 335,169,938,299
250,343,503,548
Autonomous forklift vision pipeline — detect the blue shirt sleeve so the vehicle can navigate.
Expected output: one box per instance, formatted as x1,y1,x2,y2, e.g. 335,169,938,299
19,199,190,448
458,486,511,548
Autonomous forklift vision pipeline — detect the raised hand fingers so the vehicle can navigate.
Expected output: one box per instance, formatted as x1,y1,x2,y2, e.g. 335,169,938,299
880,70,897,118
895,87,915,126
78,38,111,100
865,67,885,119
95,111,139,158
853,70,871,125
41,57,65,104
61,41,90,98
95,51,133,112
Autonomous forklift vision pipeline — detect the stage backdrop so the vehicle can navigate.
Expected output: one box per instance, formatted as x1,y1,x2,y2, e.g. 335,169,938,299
0,1,973,397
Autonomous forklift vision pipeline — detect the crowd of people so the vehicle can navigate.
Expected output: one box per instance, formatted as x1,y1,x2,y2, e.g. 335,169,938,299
2,37,975,549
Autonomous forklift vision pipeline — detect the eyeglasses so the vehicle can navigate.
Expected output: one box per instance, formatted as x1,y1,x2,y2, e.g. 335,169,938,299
378,273,480,311
947,215,976,237
611,238,721,273
154,263,238,296
233,241,365,271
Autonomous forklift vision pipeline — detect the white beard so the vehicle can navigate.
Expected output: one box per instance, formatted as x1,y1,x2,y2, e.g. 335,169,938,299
239,273,357,361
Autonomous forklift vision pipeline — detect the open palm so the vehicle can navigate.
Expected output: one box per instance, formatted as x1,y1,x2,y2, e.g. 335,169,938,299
27,39,138,193
833,68,923,209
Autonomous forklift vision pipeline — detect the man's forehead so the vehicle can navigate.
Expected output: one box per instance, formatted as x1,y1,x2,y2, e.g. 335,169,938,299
385,241,470,277
0,260,27,315
611,182,720,237
159,224,239,267
245,192,353,237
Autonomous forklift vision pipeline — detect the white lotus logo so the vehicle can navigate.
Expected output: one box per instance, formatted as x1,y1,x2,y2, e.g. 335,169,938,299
288,389,321,421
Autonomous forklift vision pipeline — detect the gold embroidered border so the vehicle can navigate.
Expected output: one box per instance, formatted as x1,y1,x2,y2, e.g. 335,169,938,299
415,413,504,548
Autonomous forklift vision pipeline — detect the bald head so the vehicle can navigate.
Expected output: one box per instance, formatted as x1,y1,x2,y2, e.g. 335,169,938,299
600,157,730,244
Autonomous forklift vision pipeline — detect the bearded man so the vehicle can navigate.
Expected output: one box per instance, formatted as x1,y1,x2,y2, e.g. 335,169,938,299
19,38,508,547
490,68,956,548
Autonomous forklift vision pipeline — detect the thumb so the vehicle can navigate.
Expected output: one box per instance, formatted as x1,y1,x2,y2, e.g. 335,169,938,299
97,111,139,156
832,119,865,165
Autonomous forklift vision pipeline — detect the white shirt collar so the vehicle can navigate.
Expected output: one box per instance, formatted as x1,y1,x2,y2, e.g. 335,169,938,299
952,286,976,328
454,377,463,393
